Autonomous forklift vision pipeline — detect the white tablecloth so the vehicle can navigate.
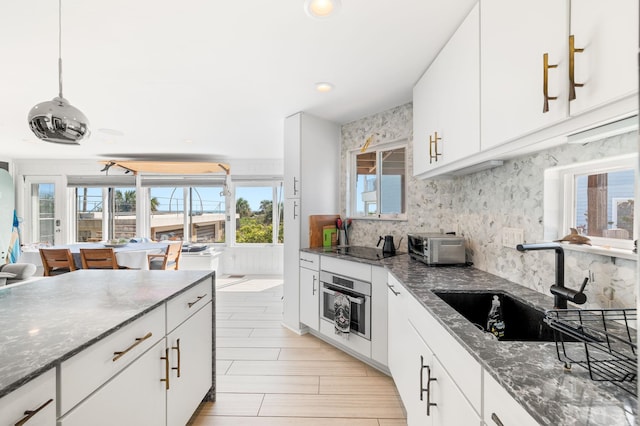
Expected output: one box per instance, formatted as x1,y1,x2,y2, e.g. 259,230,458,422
18,243,168,271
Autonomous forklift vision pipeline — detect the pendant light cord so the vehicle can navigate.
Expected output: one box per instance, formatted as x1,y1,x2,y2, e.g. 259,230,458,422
58,0,63,99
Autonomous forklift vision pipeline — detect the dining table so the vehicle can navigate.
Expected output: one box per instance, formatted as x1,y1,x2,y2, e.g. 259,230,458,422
18,242,170,272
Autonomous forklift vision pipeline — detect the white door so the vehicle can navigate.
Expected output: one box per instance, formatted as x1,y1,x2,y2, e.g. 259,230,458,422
167,301,213,426
569,0,639,116
299,267,319,330
24,176,66,245
480,0,569,149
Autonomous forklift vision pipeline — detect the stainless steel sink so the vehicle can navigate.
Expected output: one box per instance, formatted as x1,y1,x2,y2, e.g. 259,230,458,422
432,290,567,342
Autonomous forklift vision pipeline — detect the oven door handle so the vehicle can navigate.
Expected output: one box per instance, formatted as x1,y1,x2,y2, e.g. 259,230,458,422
322,287,365,305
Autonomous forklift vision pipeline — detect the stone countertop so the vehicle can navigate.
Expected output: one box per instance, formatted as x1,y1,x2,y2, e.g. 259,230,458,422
0,269,213,399
302,248,637,426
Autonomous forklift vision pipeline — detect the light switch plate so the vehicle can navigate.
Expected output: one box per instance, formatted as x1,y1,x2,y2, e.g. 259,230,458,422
502,227,524,248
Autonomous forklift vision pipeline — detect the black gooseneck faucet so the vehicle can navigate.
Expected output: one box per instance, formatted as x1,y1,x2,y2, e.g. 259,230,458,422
516,242,588,309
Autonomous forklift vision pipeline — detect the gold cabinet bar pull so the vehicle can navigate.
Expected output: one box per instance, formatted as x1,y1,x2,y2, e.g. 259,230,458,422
112,332,153,362
542,53,558,113
161,347,170,390
569,35,585,101
429,132,442,164
187,294,207,308
14,398,53,426
171,338,181,378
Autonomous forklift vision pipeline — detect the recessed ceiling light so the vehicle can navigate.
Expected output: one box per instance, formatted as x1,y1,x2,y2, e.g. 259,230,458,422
304,0,342,19
315,82,334,93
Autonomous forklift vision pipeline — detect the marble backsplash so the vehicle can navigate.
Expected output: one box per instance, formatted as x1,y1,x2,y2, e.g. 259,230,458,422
340,102,637,309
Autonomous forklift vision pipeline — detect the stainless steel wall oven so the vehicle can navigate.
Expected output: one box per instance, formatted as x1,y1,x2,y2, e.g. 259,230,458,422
319,270,371,340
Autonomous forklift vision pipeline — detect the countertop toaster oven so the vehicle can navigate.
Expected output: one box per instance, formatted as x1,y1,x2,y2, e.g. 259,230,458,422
407,233,466,266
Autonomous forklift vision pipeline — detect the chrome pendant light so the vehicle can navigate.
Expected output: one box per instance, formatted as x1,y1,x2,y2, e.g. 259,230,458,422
28,0,89,145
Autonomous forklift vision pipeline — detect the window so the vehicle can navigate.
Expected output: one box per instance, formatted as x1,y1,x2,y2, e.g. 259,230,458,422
349,140,407,219
544,153,637,251
148,186,226,243
76,187,103,242
234,182,284,244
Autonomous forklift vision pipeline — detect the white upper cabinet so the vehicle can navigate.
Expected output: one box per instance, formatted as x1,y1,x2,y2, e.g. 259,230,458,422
569,0,639,116
413,3,480,176
284,113,301,199
480,0,569,150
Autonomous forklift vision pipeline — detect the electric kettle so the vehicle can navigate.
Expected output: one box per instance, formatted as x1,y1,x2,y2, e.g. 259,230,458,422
377,235,396,254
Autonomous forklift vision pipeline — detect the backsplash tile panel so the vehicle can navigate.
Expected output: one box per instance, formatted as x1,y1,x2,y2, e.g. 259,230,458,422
340,102,637,309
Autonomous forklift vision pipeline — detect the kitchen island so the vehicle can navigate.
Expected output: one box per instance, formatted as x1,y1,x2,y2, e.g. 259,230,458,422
303,248,636,425
0,269,215,425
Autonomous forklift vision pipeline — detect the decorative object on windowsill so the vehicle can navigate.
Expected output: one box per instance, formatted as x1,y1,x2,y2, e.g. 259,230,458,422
27,0,90,145
554,228,592,245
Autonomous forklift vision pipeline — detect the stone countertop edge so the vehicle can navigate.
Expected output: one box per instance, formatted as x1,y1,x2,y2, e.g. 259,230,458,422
0,269,214,399
302,248,637,426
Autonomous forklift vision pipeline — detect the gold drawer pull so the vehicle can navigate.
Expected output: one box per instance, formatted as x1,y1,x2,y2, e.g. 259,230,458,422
542,53,558,113
187,294,207,308
171,338,181,378
161,347,170,390
112,332,153,362
15,398,53,426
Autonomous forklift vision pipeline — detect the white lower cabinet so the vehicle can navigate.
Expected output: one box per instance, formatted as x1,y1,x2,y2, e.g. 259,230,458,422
299,253,320,331
389,274,540,426
59,339,166,426
167,301,213,426
388,276,480,426
59,278,214,426
0,368,55,426
484,372,539,426
407,322,481,426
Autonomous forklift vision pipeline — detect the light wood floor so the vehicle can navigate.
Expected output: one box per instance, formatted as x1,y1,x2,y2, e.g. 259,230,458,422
188,276,407,426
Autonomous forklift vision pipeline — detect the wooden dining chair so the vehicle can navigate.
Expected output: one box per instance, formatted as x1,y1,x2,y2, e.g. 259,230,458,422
148,242,183,270
80,248,123,269
39,248,77,276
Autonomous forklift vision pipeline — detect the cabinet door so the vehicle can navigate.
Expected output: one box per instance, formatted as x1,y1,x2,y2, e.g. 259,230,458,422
167,301,213,426
429,356,481,426
413,4,480,176
299,267,319,330
484,372,540,426
569,0,639,116
284,113,301,199
387,276,423,423
481,0,569,150
370,266,389,366
282,198,302,331
59,340,166,426
0,369,55,426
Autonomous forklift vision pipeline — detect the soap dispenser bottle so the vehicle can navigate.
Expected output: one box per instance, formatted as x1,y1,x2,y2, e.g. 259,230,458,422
486,295,505,339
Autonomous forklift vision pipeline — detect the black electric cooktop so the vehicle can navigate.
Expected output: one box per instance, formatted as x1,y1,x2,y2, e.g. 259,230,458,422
332,245,397,261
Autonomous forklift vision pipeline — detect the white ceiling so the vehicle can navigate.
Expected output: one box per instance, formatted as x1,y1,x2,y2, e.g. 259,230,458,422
0,0,476,162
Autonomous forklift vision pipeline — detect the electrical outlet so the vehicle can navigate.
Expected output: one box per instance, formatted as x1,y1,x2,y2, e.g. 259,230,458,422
502,227,524,248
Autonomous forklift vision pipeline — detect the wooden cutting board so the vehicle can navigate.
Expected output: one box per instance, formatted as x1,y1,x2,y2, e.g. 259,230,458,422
309,214,340,248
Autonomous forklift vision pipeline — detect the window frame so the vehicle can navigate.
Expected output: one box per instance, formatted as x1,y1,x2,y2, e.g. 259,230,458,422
232,180,284,246
544,153,637,252
347,138,408,221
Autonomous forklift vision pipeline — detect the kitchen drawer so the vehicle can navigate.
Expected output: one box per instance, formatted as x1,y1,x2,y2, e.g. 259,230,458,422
406,292,482,414
166,278,212,333
0,369,55,426
320,257,371,282
484,371,540,426
59,306,165,415
299,252,319,270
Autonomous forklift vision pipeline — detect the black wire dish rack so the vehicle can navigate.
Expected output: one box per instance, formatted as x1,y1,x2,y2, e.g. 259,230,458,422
544,308,637,396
